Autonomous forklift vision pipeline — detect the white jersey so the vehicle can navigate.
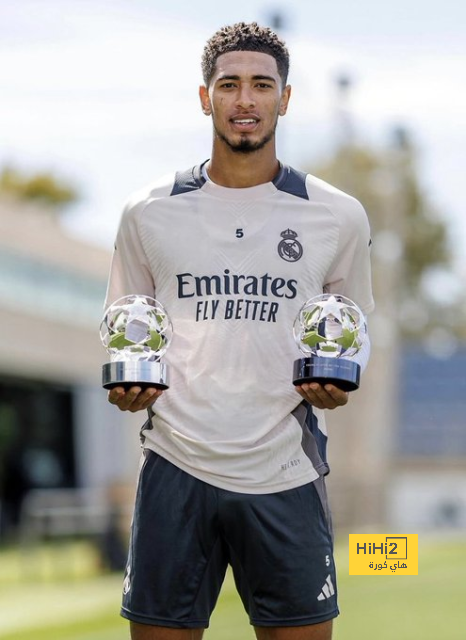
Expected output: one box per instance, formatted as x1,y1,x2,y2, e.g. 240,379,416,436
105,163,374,494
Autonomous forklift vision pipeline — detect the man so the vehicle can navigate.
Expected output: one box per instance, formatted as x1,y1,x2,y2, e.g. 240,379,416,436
106,22,374,640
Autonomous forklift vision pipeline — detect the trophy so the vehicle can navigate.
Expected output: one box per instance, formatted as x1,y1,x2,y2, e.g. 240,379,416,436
100,295,173,390
292,294,366,392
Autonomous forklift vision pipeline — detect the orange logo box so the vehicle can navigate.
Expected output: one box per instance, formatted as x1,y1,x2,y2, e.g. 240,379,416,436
348,534,418,575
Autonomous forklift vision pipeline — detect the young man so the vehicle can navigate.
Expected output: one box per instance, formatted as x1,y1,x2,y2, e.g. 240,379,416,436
106,22,374,640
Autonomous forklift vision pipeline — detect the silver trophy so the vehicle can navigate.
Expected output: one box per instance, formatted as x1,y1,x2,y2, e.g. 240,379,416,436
292,294,366,392
100,295,173,390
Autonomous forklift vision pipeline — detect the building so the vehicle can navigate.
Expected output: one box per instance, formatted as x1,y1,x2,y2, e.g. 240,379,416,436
388,346,466,530
0,196,141,539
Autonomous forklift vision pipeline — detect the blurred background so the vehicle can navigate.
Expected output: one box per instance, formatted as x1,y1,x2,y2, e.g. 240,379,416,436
0,1,465,639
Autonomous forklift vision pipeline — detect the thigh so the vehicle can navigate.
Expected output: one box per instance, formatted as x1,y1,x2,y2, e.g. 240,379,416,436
254,620,332,640
122,450,228,629
130,621,205,639
220,478,339,627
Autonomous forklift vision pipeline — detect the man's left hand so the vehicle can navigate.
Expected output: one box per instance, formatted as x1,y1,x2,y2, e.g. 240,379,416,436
295,382,349,410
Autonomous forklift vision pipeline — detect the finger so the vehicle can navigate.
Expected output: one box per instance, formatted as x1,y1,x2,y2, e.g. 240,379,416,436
116,386,143,411
295,383,328,409
131,388,163,412
324,385,349,406
305,383,331,404
296,383,340,409
108,387,126,405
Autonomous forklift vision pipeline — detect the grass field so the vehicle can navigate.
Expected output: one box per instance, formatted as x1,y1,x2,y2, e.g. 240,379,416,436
0,536,465,639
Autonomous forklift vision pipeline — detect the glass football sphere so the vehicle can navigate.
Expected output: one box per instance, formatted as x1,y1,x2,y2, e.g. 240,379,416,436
100,295,173,362
293,294,366,359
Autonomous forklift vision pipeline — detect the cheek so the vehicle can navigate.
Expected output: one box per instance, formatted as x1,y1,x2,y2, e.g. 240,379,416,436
211,97,225,112
211,99,228,120
265,97,281,112
266,104,282,120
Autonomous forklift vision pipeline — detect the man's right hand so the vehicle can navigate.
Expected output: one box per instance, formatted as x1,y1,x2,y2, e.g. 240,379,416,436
107,386,163,412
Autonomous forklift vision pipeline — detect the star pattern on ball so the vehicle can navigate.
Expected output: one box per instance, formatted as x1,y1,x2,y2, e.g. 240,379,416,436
293,293,366,359
313,295,346,323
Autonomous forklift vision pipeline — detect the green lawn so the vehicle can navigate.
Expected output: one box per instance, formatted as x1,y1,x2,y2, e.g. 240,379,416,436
334,537,466,640
0,536,465,640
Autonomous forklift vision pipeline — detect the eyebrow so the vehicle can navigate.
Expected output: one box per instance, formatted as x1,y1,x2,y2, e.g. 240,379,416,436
216,74,277,83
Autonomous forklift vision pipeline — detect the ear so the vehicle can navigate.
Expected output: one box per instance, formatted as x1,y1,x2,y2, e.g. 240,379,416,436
278,85,292,116
199,85,212,116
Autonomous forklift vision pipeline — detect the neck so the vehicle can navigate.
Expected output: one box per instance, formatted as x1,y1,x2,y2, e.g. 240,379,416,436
206,140,280,188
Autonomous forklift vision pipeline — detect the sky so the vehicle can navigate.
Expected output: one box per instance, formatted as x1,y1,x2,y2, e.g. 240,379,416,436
1,0,465,276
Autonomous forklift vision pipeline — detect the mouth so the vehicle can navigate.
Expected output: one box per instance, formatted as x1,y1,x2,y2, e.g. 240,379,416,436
230,116,260,132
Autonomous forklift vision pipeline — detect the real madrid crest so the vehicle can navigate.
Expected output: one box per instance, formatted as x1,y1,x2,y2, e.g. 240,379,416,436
278,229,303,262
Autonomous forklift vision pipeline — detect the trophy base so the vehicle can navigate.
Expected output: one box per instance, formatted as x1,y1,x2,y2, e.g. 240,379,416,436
102,361,169,390
293,357,360,392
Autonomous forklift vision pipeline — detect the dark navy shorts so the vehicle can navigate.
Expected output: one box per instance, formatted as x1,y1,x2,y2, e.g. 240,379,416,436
121,450,339,629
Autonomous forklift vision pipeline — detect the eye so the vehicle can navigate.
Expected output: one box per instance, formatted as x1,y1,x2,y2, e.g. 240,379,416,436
219,82,236,89
256,83,273,90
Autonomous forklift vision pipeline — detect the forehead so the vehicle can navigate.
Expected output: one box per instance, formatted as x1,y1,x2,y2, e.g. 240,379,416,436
211,51,280,82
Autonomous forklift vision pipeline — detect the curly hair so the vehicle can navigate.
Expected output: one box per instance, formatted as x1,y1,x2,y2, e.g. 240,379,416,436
201,22,290,87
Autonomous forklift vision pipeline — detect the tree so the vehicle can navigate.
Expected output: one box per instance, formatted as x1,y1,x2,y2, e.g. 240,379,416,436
310,129,461,339
0,165,78,209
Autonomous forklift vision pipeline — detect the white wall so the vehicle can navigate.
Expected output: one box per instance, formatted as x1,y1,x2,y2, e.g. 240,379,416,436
388,472,466,531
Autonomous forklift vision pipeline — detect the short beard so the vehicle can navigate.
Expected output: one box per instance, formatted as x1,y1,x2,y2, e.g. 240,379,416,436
213,123,277,154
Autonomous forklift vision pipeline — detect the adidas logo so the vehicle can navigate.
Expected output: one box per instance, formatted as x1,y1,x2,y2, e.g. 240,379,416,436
317,574,335,601
123,564,131,595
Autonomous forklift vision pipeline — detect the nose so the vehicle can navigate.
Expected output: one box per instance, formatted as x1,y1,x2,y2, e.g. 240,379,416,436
236,83,255,109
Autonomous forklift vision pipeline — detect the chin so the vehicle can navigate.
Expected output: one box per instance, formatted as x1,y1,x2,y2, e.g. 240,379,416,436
225,134,274,154
231,140,263,153
215,124,275,155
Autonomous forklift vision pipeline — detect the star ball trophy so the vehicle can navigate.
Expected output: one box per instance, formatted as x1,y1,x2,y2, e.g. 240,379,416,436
100,295,173,390
292,294,367,392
